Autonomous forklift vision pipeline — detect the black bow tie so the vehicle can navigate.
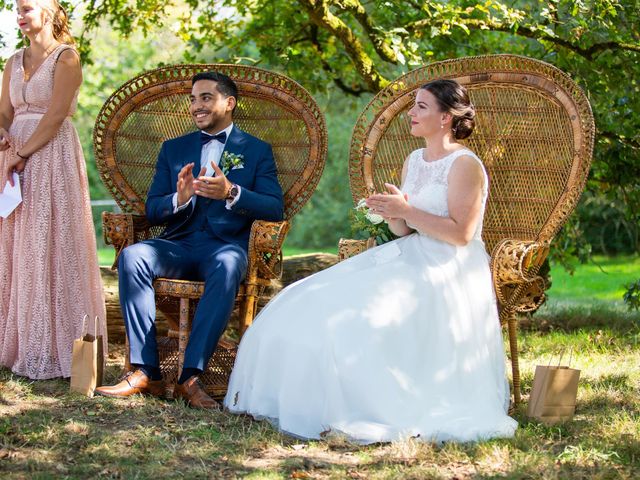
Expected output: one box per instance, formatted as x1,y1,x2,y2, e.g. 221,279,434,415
200,131,227,146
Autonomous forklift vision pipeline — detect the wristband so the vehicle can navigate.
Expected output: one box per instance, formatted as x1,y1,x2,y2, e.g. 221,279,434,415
16,151,29,160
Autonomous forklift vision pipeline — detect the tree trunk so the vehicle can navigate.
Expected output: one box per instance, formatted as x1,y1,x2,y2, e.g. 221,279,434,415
102,253,339,343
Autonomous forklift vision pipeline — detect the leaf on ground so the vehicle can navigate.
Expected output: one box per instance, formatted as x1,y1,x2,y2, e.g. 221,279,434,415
290,471,310,479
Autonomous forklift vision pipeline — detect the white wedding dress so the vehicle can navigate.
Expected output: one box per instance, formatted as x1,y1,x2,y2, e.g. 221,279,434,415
224,148,518,443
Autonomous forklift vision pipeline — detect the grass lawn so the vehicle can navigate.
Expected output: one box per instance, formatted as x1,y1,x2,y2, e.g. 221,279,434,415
1,253,638,478
546,254,640,305
97,248,115,267
1,321,638,478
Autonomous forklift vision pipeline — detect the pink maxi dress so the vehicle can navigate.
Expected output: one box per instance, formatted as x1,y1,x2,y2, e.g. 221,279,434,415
0,45,106,379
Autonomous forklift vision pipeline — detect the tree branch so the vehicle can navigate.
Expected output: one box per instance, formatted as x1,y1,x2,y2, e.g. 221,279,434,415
332,0,398,64
298,0,389,92
309,25,368,95
405,17,640,60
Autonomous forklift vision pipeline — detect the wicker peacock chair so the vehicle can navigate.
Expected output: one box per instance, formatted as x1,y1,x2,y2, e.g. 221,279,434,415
341,55,594,406
94,64,327,398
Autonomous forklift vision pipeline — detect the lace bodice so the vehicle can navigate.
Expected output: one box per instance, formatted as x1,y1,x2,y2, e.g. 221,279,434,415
9,45,78,116
402,148,488,241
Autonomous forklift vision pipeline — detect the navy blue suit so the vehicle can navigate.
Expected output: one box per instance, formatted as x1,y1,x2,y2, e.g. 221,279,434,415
119,126,284,372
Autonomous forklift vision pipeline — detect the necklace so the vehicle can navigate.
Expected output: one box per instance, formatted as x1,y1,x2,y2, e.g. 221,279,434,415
23,42,59,82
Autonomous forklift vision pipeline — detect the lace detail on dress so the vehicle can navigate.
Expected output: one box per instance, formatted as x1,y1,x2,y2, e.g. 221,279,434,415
402,148,488,240
0,45,105,379
10,46,78,117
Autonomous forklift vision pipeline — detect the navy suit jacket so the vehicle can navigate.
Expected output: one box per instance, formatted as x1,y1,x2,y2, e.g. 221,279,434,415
145,126,284,250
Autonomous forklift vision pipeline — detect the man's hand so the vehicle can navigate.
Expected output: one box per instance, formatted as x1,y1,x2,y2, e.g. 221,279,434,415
176,162,204,207
193,161,232,200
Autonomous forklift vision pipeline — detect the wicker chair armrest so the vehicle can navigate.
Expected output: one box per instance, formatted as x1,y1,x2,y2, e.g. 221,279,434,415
247,220,291,280
102,212,152,269
490,239,550,311
337,237,377,261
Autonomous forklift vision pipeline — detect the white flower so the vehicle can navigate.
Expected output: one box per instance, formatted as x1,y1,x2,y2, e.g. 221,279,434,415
355,198,384,224
365,211,384,224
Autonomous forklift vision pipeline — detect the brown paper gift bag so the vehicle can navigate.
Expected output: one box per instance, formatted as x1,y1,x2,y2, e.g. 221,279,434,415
527,352,580,425
70,315,104,397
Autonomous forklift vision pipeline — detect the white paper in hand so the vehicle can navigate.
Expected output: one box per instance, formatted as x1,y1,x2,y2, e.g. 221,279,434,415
0,172,22,218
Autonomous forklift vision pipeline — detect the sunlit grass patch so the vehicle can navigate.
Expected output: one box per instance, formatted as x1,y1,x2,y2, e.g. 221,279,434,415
547,254,640,304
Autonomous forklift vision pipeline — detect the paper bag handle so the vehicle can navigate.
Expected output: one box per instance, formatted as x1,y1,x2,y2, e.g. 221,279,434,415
547,347,573,368
81,314,100,336
81,314,90,335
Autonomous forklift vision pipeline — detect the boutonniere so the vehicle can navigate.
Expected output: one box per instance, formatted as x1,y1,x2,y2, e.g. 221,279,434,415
220,151,245,175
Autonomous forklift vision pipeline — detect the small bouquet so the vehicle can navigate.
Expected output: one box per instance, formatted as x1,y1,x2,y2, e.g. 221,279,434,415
220,151,245,175
350,198,397,245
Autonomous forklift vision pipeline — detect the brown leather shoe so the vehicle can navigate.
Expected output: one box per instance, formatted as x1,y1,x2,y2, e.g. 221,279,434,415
94,370,165,399
174,376,220,409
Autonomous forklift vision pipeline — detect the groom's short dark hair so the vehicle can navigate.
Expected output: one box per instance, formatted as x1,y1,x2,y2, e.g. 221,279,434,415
192,71,239,103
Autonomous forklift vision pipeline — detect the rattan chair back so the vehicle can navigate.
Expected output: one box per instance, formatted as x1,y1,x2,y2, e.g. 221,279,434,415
349,55,594,253
94,64,327,221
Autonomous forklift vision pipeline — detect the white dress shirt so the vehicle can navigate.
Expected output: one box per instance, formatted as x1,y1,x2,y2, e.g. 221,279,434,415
172,123,241,213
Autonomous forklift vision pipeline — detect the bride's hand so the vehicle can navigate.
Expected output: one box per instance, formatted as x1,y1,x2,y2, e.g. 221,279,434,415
366,183,409,220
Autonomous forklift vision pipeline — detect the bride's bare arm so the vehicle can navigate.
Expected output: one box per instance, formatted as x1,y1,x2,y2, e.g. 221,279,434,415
367,154,484,246
381,156,413,237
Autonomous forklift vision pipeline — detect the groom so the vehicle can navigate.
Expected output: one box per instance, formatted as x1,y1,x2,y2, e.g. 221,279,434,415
96,71,284,408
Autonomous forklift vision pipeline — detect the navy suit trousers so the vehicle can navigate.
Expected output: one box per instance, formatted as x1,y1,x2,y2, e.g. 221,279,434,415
118,230,248,372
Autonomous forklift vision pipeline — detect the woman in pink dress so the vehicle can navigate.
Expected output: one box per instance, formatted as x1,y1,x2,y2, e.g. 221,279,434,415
0,0,106,379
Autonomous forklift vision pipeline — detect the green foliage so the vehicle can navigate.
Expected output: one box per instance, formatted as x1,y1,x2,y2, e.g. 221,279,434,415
547,214,593,274
284,93,367,249
576,190,638,255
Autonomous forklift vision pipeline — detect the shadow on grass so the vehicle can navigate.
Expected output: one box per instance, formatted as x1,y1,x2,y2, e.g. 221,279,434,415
0,391,269,478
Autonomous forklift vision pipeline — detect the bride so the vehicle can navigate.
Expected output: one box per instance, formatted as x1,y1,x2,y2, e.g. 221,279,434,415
224,79,518,443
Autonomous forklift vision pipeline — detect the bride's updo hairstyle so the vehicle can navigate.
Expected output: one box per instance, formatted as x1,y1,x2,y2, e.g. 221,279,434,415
39,0,75,45
421,79,475,140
